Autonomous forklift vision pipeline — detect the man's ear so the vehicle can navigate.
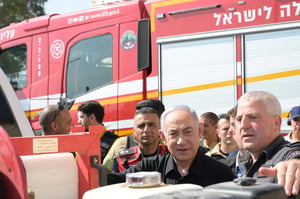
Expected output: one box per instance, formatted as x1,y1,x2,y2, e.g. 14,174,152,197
274,115,282,132
198,122,204,139
214,124,218,130
133,129,138,138
216,129,221,137
51,121,57,131
89,113,96,121
158,130,166,144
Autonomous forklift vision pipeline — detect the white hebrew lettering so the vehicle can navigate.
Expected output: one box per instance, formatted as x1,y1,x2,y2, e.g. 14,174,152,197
223,13,233,25
293,1,300,15
214,13,222,26
280,4,291,17
264,6,272,19
234,12,242,23
244,9,256,22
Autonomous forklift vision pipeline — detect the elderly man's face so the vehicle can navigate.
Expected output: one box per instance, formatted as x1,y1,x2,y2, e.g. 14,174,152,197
161,109,201,164
235,100,281,156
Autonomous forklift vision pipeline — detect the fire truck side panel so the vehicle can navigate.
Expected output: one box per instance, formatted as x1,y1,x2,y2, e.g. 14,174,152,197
47,0,144,32
117,21,145,135
31,34,49,98
1,0,300,135
146,0,300,133
149,0,300,37
244,29,300,131
119,22,139,80
30,33,49,126
157,36,236,116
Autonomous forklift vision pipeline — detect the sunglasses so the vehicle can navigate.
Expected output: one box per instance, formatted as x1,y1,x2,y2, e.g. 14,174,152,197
52,104,65,122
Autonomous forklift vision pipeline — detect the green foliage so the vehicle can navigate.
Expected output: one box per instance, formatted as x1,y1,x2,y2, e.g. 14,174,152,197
0,0,47,29
0,45,26,75
0,45,27,90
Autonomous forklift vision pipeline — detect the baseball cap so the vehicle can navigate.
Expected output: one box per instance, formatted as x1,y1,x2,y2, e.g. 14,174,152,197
291,105,300,120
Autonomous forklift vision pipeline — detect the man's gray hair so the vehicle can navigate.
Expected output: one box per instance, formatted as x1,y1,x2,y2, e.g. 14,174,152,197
238,90,281,117
160,105,199,135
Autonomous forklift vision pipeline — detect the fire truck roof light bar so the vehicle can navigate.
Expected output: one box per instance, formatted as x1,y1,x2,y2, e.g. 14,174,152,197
168,4,221,16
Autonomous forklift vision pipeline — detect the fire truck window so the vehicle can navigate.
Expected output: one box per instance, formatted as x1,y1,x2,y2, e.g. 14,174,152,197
66,34,113,98
0,45,27,91
0,87,22,137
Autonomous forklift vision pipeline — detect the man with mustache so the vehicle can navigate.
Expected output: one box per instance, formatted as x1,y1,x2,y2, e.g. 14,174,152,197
103,98,165,172
112,107,167,172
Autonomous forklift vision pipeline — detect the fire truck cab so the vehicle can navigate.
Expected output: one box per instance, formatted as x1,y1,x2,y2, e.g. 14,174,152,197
1,0,300,136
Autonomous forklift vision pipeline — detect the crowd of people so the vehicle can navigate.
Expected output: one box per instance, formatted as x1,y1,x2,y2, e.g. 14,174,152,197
38,90,300,197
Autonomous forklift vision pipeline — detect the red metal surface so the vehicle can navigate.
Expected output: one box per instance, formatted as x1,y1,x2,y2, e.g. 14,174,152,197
0,127,28,199
11,126,102,199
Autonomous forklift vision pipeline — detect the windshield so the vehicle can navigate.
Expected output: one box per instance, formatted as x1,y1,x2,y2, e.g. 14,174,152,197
0,45,27,91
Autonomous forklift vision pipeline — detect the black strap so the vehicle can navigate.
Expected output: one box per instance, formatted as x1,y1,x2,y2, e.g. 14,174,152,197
126,134,138,149
100,131,119,162
124,159,129,169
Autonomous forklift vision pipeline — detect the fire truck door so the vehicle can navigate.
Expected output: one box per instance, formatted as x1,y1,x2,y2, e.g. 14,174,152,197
64,26,118,127
30,33,49,131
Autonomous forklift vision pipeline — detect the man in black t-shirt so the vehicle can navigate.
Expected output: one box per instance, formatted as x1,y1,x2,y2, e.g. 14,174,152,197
108,105,234,186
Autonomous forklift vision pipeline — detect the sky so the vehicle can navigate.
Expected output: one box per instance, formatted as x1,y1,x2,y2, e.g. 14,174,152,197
45,0,95,15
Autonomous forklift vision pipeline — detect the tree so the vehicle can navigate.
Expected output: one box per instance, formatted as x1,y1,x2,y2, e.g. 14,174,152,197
0,0,47,29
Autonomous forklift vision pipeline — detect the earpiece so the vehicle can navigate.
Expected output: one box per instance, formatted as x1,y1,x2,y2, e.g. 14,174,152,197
287,111,291,126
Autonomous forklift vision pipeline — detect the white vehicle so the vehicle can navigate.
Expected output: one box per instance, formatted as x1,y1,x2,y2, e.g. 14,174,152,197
83,172,288,199
0,67,34,137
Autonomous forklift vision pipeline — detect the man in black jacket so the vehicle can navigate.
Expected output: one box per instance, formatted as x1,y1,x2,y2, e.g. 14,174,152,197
228,91,300,196
108,105,234,187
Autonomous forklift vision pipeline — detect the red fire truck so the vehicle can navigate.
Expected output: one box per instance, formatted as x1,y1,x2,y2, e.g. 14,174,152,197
1,0,300,136
0,64,288,199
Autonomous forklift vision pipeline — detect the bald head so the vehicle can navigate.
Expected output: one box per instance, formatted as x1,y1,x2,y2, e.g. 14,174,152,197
39,104,74,135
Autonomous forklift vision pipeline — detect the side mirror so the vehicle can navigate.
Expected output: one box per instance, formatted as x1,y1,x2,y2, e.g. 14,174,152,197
137,18,151,72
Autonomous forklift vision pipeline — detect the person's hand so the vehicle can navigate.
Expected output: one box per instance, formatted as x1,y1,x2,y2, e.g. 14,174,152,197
259,159,300,196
